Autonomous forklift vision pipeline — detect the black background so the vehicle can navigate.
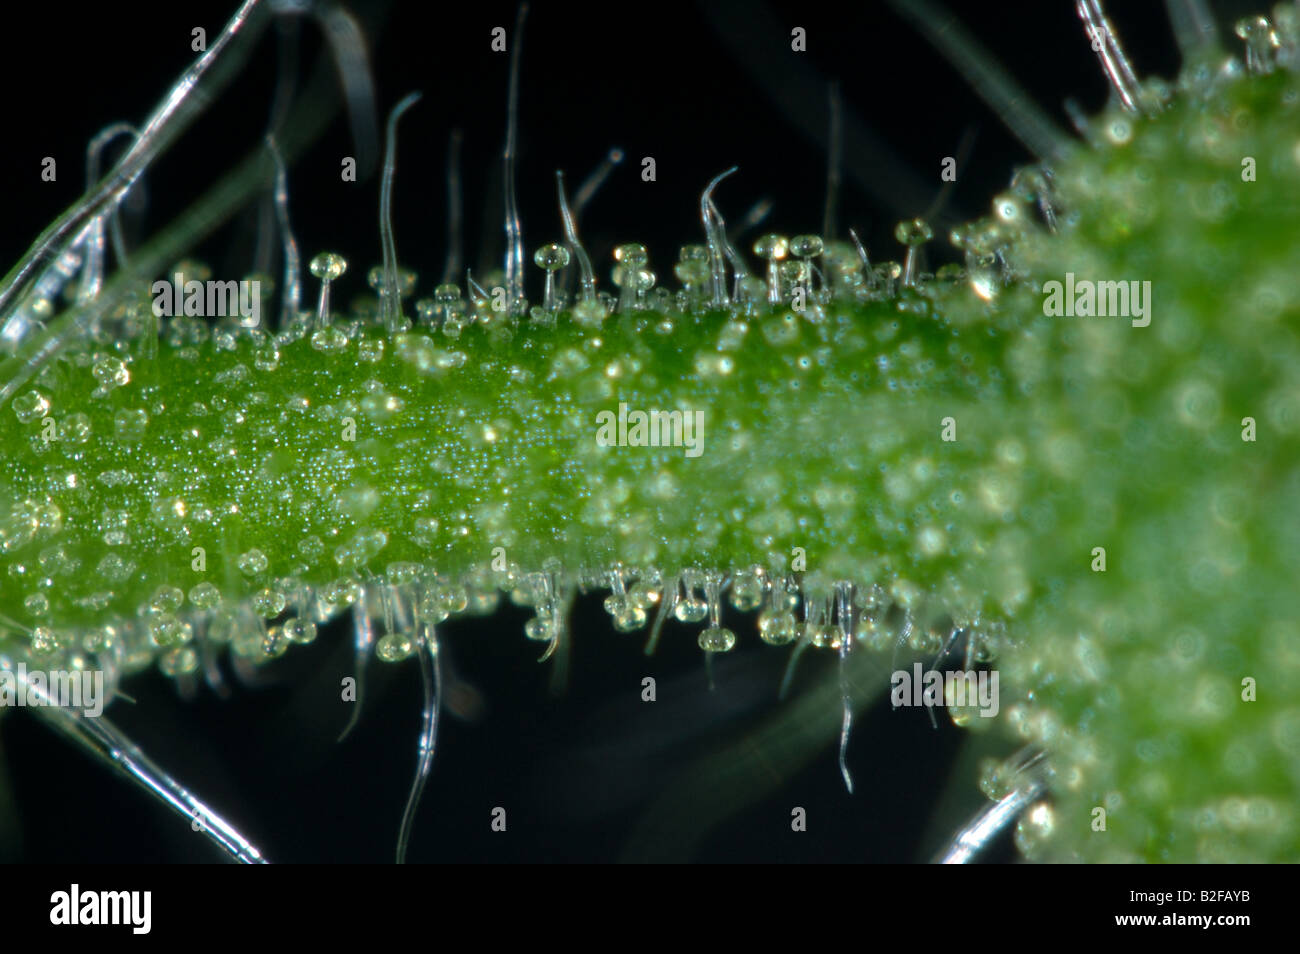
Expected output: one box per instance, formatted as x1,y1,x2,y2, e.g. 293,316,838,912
0,0,1264,863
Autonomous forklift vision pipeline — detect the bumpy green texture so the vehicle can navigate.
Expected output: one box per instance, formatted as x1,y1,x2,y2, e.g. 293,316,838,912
992,70,1300,862
0,292,1020,628
1,67,1297,862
